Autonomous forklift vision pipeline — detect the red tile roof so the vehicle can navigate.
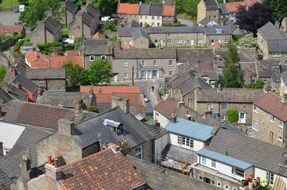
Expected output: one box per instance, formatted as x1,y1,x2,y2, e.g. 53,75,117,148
59,148,146,190
91,32,104,40
245,0,257,7
80,85,142,94
96,93,146,108
123,42,134,49
208,42,222,49
154,97,177,118
25,51,84,68
254,92,287,122
0,24,23,36
162,5,175,17
64,50,80,56
226,1,245,13
117,3,140,15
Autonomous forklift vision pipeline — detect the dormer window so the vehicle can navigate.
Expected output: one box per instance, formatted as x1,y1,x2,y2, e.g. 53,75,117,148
103,119,123,135
215,29,223,34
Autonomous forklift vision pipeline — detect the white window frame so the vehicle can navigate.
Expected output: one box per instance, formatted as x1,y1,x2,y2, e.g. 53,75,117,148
123,61,128,68
177,135,194,148
101,55,106,59
89,55,95,61
169,71,173,76
168,60,173,66
208,102,213,109
123,73,128,78
253,105,259,113
270,115,275,122
267,171,274,185
202,157,207,165
211,160,216,168
141,60,145,66
278,136,283,143
252,121,258,131
135,146,143,159
279,120,284,128
178,39,183,44
153,60,157,66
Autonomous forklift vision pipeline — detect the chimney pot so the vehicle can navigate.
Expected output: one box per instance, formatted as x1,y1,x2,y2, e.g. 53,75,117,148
48,156,52,164
54,159,58,168
171,113,177,123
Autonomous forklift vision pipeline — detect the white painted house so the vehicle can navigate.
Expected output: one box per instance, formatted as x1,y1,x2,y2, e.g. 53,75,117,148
192,128,287,190
0,122,25,155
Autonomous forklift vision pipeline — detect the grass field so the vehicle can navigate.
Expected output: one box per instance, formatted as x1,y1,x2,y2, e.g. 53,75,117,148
0,0,19,8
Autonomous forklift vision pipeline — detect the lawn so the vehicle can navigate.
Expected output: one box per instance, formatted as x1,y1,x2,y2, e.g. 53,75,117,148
0,0,19,8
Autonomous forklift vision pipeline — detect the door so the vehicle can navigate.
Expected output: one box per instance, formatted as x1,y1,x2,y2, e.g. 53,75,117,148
269,131,274,144
148,70,152,79
238,112,246,124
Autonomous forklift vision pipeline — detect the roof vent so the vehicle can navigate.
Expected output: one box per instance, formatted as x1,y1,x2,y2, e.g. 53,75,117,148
103,119,124,135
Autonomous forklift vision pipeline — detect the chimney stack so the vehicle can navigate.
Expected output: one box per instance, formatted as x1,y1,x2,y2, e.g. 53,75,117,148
20,155,31,182
58,119,75,136
111,95,129,114
0,142,3,156
11,65,17,77
45,156,62,181
170,113,177,123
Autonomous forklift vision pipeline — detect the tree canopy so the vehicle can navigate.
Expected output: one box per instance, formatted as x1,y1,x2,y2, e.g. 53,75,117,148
217,41,244,88
20,0,61,29
65,59,112,87
92,0,117,16
266,0,287,22
236,2,274,36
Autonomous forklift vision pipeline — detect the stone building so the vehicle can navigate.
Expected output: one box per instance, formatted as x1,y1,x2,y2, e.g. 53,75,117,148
63,1,100,39
25,68,66,92
197,0,220,24
257,22,287,62
29,14,61,46
252,91,287,147
112,48,177,81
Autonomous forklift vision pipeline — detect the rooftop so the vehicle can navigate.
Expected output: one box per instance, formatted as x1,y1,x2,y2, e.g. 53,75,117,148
117,3,140,15
197,148,253,170
254,92,287,122
113,48,177,59
26,68,66,79
257,22,286,40
81,85,142,94
225,2,245,13
59,149,146,190
166,118,214,141
0,24,24,36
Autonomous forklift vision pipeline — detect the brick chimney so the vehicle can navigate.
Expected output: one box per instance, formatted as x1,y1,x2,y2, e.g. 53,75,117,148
45,156,62,182
170,113,177,123
58,119,75,136
111,95,129,114
0,142,3,156
11,65,17,77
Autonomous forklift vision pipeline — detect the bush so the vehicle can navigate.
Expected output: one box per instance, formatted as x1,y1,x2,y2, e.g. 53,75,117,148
61,28,69,38
86,105,99,113
226,109,239,123
245,79,265,89
103,20,116,32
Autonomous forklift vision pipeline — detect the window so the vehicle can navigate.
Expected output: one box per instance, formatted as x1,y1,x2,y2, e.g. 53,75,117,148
123,73,128,78
38,80,45,84
152,16,154,20
270,115,275,122
101,55,106,59
178,39,183,44
141,60,145,66
279,120,284,128
232,187,238,190
123,61,128,67
202,157,207,165
166,39,172,44
208,102,213,108
211,160,216,168
217,182,221,187
135,146,143,159
157,16,160,20
198,39,204,44
267,171,274,185
177,135,194,148
211,180,215,185
221,103,228,109
169,71,173,76
252,121,258,131
145,15,147,19
153,60,157,66
169,60,173,66
253,105,259,113
224,185,229,190
89,55,95,61
278,136,283,145
232,167,244,177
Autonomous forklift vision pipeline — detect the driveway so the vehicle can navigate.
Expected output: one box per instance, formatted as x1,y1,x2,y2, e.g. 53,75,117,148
0,11,20,25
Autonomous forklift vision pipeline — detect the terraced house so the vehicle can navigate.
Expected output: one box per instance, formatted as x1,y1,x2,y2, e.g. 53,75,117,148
117,2,176,27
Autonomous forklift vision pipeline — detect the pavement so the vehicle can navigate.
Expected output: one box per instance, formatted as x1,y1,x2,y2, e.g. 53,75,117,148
0,11,20,25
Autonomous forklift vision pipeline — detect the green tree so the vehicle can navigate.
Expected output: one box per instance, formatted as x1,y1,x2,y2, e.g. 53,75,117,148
20,0,61,29
246,79,265,89
18,0,29,6
92,0,117,16
86,105,99,113
103,20,117,32
88,59,111,85
0,66,6,82
266,0,287,22
217,41,244,88
226,109,239,123
65,60,85,87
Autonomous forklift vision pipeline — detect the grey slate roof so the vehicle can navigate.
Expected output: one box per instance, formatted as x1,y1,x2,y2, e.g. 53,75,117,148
113,48,177,59
82,12,94,27
257,22,286,40
180,77,211,96
0,87,13,104
86,3,100,18
126,20,141,27
26,68,66,80
197,88,263,103
7,84,27,100
73,107,154,149
84,39,112,55
65,0,78,15
0,169,12,189
220,4,228,15
167,70,196,89
37,91,95,108
266,39,287,54
127,155,221,190
204,0,219,10
132,28,150,41
44,16,61,37
139,4,150,15
12,73,38,93
149,3,163,16
205,24,235,35
0,125,54,178
206,128,287,177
